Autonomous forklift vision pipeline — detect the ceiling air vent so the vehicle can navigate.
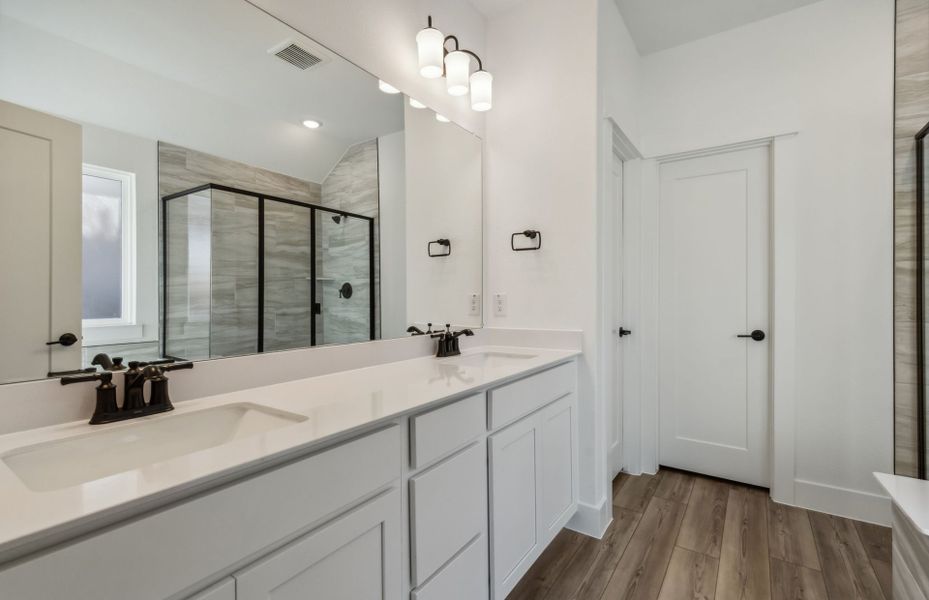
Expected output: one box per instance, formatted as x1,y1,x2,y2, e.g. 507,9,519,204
269,41,322,71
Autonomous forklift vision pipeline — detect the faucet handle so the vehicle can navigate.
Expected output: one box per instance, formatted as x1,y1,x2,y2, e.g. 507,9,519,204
61,371,119,422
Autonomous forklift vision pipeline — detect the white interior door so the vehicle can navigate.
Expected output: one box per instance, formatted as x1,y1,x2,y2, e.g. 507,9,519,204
609,153,624,479
0,100,82,382
658,145,769,487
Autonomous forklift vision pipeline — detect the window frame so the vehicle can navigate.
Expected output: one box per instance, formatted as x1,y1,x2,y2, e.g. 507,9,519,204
81,163,139,337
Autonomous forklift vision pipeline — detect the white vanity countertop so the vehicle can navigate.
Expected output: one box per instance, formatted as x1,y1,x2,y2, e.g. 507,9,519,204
874,472,929,536
0,345,578,560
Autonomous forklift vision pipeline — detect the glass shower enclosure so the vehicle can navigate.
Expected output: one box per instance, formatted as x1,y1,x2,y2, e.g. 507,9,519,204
162,184,374,360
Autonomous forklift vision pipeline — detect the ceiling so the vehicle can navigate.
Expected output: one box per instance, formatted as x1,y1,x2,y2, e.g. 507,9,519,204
614,0,825,55
0,0,404,183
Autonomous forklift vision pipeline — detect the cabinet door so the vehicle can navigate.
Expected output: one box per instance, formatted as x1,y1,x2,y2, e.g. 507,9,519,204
187,579,235,600
489,415,540,599
539,395,577,544
235,488,400,600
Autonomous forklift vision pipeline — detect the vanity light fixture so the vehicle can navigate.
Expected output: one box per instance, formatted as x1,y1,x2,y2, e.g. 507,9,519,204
435,113,450,123
416,16,492,112
409,98,427,109
302,119,321,129
378,79,401,94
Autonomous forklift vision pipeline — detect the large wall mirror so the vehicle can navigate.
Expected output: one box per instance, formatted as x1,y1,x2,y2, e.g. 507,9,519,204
0,0,482,384
918,121,929,479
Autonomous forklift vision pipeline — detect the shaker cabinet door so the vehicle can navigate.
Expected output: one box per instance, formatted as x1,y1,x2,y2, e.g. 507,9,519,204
235,487,401,600
539,395,577,544
488,415,540,599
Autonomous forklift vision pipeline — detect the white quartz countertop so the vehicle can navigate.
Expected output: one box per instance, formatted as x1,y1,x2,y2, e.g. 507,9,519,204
0,346,578,561
875,472,929,536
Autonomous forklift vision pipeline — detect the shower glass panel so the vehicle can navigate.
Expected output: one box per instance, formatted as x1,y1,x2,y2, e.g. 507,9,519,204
208,190,259,358
163,190,212,361
263,201,313,352
163,184,374,360
316,210,374,345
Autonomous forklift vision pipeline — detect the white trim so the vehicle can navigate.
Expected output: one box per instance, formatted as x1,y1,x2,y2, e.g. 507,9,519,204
634,133,798,501
80,164,138,340
566,499,612,539
793,479,891,526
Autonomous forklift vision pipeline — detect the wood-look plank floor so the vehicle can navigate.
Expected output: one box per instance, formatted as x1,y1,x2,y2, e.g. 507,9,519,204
506,468,891,600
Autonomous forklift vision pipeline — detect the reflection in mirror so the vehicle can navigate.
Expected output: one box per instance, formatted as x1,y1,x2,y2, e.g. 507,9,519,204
0,0,482,383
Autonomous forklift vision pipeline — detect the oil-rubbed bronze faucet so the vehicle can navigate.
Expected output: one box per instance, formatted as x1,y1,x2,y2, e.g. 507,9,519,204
431,324,474,357
61,360,193,424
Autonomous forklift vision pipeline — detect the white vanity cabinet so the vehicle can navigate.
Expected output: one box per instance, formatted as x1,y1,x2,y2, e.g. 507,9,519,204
0,357,579,600
488,363,578,599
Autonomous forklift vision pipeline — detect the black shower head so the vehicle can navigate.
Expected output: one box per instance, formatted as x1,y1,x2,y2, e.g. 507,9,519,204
331,215,347,224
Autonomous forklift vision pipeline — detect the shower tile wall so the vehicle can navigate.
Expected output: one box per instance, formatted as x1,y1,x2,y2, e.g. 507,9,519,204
319,139,380,344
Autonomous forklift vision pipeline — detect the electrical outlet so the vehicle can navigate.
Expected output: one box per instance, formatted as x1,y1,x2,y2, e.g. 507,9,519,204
494,293,507,317
469,293,481,316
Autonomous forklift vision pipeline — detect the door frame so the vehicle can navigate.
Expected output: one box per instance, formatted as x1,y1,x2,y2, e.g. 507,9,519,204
625,132,799,505
599,118,642,486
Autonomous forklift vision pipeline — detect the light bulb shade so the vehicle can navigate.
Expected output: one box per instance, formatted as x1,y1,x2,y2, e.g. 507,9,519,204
445,51,471,96
416,27,445,79
435,113,450,123
378,80,400,94
409,97,426,109
470,70,493,112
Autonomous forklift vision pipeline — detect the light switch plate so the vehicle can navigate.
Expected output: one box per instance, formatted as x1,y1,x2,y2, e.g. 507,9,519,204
469,293,481,316
493,293,507,317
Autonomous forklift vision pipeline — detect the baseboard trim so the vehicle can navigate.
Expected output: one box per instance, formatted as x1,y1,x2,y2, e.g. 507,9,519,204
566,498,612,539
793,479,891,525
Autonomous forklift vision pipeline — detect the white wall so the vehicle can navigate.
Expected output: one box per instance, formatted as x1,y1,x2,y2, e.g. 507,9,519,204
404,102,483,328
638,0,894,520
250,0,487,136
484,0,608,534
598,0,641,150
378,131,408,339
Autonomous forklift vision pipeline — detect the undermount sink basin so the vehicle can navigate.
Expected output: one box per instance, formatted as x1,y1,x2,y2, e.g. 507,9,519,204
2,403,307,493
446,351,538,369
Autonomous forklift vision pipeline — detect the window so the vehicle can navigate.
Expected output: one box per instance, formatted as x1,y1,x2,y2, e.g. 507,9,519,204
82,164,136,332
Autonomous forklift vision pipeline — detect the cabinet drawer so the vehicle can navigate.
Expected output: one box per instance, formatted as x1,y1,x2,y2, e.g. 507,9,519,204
410,442,487,586
0,425,401,600
489,362,576,429
411,534,489,600
410,393,486,469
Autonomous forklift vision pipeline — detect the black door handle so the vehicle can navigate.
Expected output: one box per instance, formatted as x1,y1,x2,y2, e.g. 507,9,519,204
737,330,766,342
46,333,78,347
618,327,632,337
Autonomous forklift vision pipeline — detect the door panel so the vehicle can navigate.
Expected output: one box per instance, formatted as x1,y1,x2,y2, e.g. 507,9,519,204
235,488,400,600
0,100,81,381
489,416,539,599
540,395,575,543
658,146,769,486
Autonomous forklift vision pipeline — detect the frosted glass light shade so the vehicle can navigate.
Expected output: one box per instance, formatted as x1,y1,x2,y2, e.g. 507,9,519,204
444,51,470,96
416,27,445,79
378,80,400,94
470,70,493,112
435,113,450,123
409,98,426,109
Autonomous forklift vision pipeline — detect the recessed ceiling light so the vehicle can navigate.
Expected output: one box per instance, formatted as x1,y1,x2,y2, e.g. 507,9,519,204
378,80,401,94
435,113,450,123
302,119,321,129
409,98,427,109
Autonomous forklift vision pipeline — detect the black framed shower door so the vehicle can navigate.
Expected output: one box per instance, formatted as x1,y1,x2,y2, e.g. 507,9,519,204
161,183,375,358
